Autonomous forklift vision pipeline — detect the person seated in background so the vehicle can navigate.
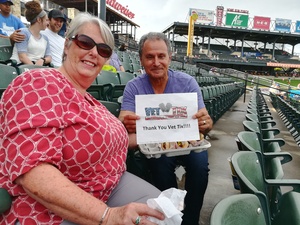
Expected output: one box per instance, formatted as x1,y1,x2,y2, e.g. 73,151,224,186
10,1,52,66
119,32,213,225
269,82,280,95
58,6,69,37
102,51,125,73
0,12,164,225
118,43,128,51
0,0,25,45
41,9,65,67
109,51,125,71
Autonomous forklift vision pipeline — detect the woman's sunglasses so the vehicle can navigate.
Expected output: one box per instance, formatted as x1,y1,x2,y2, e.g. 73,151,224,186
71,34,112,58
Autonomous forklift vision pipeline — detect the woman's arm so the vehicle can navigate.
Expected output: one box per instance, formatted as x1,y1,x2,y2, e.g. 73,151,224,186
16,163,106,224
16,163,164,225
18,52,34,65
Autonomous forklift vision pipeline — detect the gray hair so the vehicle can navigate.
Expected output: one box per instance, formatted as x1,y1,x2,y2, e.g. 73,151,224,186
63,12,114,60
138,32,172,57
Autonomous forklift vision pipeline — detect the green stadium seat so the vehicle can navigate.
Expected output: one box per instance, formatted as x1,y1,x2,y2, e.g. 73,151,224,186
210,194,267,225
0,64,18,98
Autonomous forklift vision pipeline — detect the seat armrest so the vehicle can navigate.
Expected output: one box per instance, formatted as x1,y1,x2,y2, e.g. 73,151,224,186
262,152,293,165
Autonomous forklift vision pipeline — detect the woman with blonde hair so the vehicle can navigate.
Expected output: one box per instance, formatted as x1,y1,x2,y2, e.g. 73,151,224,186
1,12,164,225
10,0,51,66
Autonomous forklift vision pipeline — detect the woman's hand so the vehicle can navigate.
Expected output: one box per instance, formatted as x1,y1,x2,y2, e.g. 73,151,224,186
106,203,164,225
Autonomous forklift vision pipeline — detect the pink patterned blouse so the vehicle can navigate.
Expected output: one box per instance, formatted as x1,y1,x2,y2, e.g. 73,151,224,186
0,68,128,225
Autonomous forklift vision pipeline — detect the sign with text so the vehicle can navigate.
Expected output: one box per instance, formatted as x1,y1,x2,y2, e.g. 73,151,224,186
274,18,291,32
253,16,271,30
135,93,199,144
189,8,214,25
216,6,224,26
295,21,300,33
225,13,249,28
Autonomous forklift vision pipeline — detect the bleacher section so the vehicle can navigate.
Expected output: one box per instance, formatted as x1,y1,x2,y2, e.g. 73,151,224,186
270,93,300,145
210,86,300,224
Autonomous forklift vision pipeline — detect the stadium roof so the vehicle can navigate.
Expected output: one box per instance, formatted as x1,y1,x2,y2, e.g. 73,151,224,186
49,0,139,27
163,22,300,46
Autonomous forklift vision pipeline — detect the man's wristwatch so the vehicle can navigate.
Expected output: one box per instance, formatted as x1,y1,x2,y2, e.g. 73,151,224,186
41,57,46,64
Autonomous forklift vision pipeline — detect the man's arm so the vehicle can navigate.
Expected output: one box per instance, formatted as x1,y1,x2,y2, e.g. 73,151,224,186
119,110,140,149
119,65,125,72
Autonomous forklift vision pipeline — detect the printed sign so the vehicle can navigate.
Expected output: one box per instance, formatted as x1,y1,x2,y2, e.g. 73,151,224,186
216,6,224,26
253,16,271,30
274,18,291,32
227,8,249,14
295,21,300,33
135,93,200,144
225,13,249,28
189,8,214,25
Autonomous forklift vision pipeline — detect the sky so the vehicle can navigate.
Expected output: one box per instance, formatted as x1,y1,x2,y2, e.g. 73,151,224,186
114,0,300,53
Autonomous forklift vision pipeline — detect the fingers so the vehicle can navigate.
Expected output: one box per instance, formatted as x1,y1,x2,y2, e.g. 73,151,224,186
107,204,164,225
123,114,139,133
193,109,213,133
10,32,25,43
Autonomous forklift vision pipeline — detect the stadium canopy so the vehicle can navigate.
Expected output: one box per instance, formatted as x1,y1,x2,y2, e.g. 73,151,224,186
49,0,139,41
163,22,300,54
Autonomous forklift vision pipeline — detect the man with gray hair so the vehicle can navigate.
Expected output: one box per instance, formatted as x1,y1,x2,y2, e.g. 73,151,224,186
119,32,213,225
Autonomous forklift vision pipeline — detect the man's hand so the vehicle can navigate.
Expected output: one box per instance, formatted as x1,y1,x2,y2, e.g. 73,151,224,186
119,111,140,150
122,114,140,133
10,29,25,44
193,108,213,134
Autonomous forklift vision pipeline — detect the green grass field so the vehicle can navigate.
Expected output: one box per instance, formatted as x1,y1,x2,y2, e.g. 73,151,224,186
273,78,300,88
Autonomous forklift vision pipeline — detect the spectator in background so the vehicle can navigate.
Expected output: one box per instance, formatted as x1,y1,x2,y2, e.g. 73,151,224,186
10,1,51,66
102,51,125,73
58,6,69,37
118,43,127,51
109,51,125,71
42,9,65,67
0,0,25,45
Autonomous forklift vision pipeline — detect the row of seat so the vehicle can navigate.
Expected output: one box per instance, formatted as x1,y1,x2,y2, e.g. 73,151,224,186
116,50,143,73
0,37,13,65
201,82,244,123
0,64,55,98
87,70,135,103
270,93,300,145
210,87,300,225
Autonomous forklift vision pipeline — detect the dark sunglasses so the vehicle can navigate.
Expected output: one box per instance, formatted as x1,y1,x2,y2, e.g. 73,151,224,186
71,34,112,58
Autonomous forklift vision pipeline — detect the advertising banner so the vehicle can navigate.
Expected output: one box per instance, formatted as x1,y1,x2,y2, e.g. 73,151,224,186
225,13,249,28
274,18,291,32
253,16,271,30
216,6,224,26
267,62,300,69
295,21,300,33
189,8,214,25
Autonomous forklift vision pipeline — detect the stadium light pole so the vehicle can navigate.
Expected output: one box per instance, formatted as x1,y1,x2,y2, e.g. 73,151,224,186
98,0,106,21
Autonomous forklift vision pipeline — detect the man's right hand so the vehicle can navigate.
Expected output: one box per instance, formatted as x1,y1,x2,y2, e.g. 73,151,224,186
122,114,140,133
10,29,25,43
